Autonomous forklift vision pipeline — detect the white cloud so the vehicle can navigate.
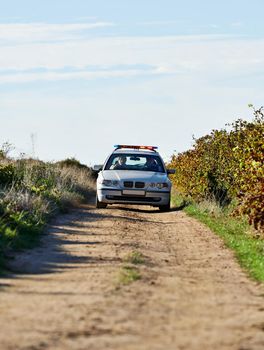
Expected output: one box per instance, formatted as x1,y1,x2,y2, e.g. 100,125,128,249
0,34,264,73
0,67,173,84
0,22,263,84
0,22,114,43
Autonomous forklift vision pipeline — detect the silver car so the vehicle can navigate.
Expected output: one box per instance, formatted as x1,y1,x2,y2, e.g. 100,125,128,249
95,145,175,211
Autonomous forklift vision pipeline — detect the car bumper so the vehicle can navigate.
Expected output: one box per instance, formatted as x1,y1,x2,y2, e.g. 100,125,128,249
97,188,170,206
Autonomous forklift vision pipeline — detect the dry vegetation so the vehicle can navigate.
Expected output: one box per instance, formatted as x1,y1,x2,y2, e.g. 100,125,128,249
0,150,95,268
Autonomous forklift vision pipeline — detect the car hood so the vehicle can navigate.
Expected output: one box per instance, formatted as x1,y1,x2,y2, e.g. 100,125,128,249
101,170,168,182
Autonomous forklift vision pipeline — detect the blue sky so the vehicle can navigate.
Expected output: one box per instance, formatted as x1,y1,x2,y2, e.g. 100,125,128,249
1,0,264,164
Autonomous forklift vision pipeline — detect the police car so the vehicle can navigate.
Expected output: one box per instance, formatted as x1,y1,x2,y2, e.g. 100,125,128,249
94,145,175,211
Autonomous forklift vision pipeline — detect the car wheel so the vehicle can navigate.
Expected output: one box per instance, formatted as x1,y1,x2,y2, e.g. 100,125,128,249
159,200,171,212
96,195,107,209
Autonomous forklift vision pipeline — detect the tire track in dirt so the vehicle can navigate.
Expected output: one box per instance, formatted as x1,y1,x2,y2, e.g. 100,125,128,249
0,203,264,350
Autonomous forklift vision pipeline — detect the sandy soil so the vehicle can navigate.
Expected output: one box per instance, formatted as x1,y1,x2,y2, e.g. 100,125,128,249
0,203,264,350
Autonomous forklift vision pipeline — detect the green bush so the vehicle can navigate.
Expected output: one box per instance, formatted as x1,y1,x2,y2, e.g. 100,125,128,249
169,107,264,231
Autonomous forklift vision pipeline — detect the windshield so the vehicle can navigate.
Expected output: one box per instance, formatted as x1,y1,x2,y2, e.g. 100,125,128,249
104,153,165,173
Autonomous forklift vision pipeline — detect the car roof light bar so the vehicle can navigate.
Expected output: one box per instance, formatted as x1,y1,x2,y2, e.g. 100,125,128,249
114,145,158,152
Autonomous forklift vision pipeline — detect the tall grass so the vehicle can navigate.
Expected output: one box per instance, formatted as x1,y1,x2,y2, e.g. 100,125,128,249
0,156,95,270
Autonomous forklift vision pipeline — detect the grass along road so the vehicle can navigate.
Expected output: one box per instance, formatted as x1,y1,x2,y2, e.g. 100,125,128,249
0,203,264,350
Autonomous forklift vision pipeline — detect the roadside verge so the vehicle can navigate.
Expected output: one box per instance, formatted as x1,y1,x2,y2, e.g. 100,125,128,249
172,193,264,282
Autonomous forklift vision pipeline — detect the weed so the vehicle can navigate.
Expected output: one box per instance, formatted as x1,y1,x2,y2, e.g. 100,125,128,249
124,251,145,265
118,265,141,285
117,250,145,285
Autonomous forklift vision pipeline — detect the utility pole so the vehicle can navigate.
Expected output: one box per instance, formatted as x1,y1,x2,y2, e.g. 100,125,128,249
30,133,36,158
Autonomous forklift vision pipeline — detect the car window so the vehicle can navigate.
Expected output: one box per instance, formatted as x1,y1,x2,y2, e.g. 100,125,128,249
105,154,165,173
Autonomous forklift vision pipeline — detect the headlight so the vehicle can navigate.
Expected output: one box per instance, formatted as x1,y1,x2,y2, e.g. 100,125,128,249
149,183,169,189
99,179,119,187
156,182,169,189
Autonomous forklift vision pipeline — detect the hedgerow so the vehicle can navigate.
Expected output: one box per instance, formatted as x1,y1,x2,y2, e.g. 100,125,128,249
169,106,264,232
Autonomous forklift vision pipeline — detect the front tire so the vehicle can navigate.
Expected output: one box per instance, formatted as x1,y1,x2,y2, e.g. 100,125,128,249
96,195,107,209
159,199,171,212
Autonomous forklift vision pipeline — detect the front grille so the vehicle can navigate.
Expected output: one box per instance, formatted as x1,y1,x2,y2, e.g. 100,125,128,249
135,182,145,188
106,195,161,202
124,181,133,188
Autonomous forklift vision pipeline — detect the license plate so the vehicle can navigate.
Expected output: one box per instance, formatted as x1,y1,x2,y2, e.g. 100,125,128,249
123,190,145,196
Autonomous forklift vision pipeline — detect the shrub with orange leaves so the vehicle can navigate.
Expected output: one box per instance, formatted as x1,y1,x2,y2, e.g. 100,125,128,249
169,107,264,231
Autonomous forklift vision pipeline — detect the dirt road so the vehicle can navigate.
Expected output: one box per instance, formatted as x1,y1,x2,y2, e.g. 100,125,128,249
0,204,264,350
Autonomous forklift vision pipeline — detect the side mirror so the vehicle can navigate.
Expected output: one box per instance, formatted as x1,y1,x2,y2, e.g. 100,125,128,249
167,168,176,175
93,165,103,172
